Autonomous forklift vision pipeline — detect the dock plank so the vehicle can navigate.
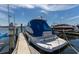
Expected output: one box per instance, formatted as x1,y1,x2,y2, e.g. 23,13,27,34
12,33,31,54
12,33,40,54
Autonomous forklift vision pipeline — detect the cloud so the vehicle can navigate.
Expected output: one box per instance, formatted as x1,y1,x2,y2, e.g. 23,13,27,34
67,15,79,20
0,12,7,20
35,4,78,11
0,5,15,14
14,4,35,9
16,4,78,11
41,10,48,14
15,4,78,15
0,5,18,23
64,15,79,25
0,13,8,26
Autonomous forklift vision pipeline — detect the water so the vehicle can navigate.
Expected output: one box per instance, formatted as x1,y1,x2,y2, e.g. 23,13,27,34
60,38,79,54
0,28,9,34
0,28,9,53
0,27,79,54
0,27,20,54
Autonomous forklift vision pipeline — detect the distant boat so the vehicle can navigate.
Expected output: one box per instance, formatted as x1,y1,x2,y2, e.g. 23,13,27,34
25,19,67,52
0,33,9,39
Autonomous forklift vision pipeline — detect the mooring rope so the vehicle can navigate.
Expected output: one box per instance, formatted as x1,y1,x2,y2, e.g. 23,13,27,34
62,30,79,54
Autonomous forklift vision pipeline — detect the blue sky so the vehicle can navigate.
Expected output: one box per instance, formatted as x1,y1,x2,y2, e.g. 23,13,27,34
0,4,79,26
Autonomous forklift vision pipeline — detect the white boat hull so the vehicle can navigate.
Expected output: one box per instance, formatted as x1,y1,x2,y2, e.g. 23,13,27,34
26,32,67,53
30,37,67,52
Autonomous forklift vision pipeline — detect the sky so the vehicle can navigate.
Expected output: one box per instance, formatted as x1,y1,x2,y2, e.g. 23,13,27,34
0,4,79,26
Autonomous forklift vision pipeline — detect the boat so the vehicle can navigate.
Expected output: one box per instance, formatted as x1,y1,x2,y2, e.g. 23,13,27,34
25,19,67,53
0,33,9,39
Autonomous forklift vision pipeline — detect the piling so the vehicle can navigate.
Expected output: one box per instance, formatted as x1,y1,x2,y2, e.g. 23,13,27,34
9,22,15,53
21,24,23,32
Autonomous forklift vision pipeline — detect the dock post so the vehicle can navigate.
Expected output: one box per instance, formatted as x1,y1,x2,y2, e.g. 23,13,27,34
9,22,15,53
21,24,23,32
15,27,18,43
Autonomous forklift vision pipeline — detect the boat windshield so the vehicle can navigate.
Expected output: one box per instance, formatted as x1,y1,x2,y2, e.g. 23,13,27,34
30,20,53,36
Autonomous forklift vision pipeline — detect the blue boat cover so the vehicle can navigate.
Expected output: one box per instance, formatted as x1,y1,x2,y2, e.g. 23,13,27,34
29,19,52,37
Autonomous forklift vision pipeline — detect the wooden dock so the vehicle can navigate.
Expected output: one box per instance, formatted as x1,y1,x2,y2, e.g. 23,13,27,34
12,33,40,54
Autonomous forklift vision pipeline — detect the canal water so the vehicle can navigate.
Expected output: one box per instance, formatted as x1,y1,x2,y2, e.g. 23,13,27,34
0,28,9,53
0,27,79,54
0,27,22,53
60,38,79,54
